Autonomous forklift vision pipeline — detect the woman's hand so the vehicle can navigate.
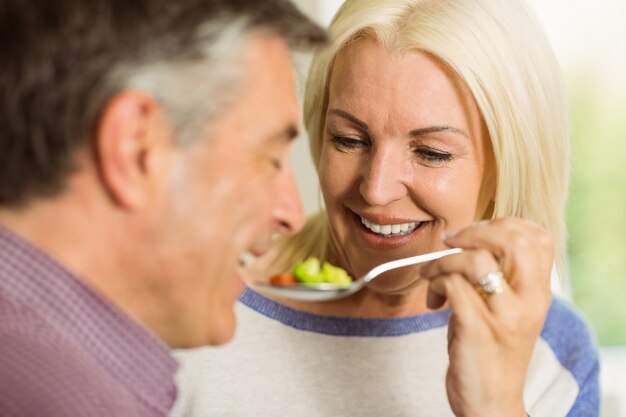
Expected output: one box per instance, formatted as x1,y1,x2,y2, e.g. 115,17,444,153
420,217,554,417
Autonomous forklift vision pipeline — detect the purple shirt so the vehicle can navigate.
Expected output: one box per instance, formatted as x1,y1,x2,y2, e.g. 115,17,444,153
0,226,178,416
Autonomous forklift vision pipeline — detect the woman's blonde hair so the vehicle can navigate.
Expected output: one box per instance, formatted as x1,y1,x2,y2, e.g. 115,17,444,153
274,0,571,279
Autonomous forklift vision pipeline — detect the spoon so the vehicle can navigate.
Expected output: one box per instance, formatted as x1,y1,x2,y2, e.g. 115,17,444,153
252,248,462,301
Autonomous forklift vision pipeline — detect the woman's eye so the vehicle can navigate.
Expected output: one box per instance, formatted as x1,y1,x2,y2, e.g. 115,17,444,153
413,148,453,165
330,135,367,151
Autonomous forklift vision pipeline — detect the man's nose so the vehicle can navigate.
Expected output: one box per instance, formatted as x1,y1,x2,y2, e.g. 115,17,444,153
359,147,410,207
273,164,305,235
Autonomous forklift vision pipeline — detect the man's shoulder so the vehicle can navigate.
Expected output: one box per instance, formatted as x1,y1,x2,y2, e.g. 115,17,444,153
0,301,140,417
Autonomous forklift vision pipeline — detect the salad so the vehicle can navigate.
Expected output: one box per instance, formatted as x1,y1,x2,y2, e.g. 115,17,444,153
269,257,352,287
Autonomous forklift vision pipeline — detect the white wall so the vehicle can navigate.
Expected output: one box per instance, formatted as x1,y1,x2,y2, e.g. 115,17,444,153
289,0,344,215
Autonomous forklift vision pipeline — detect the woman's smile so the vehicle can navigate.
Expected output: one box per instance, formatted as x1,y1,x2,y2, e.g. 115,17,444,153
349,208,432,250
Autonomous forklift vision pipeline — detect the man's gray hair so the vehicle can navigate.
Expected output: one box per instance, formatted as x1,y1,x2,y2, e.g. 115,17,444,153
124,20,250,145
0,0,326,205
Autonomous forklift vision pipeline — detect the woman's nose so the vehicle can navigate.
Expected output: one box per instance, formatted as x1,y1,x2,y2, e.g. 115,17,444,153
273,164,305,236
359,148,410,207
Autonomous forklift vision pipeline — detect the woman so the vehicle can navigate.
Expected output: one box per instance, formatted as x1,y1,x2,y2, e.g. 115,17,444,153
172,0,599,416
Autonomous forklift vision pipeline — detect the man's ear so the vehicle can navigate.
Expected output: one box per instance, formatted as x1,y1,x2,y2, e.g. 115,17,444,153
94,91,168,209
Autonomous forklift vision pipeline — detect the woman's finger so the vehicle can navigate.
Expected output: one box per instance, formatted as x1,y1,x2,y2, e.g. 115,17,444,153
441,218,553,298
421,251,512,313
420,249,499,285
427,272,489,320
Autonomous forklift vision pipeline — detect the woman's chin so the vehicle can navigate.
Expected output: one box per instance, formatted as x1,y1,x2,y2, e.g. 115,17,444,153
364,275,425,295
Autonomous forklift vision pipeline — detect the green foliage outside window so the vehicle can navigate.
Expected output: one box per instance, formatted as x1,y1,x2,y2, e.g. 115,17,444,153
566,72,626,346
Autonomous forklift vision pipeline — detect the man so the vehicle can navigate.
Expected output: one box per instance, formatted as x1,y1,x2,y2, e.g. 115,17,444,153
0,0,325,415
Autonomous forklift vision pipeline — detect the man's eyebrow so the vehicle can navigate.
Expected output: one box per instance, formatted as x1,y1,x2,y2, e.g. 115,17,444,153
409,125,468,138
271,124,299,143
328,108,468,138
327,108,368,131
285,124,299,141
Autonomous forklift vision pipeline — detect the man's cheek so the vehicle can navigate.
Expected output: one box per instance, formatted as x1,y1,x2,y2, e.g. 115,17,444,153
228,194,268,245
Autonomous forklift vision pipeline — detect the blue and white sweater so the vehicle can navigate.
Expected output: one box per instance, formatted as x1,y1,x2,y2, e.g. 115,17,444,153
172,288,599,417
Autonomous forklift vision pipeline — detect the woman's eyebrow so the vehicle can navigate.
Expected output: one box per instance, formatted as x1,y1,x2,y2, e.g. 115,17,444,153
409,125,468,138
328,108,468,138
327,108,368,131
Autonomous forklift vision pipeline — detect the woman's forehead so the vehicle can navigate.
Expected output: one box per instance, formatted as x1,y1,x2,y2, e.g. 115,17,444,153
328,37,480,133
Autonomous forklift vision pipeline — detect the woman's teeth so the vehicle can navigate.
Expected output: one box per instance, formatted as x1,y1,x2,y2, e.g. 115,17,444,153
360,217,421,236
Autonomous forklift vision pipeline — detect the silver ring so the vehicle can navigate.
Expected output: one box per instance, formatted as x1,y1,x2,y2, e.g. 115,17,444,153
477,271,505,295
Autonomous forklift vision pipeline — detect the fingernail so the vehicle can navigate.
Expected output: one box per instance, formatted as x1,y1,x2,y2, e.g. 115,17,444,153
441,229,459,240
472,220,490,227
